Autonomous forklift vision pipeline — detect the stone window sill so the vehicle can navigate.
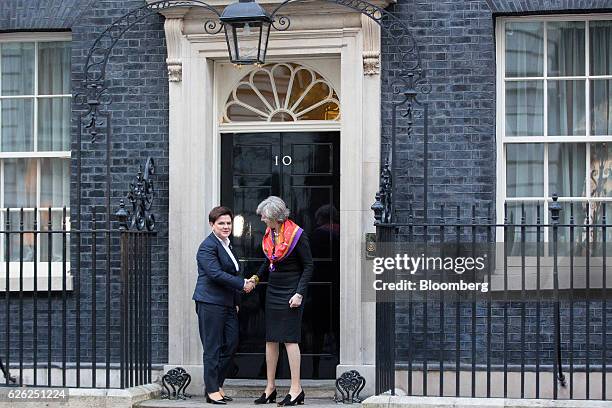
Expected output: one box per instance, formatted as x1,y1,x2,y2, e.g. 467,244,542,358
0,262,73,292
489,256,612,291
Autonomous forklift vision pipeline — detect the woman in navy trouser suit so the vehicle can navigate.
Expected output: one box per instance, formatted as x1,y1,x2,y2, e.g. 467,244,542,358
193,206,254,404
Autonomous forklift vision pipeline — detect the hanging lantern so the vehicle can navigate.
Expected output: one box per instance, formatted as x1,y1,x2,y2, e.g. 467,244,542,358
220,0,272,65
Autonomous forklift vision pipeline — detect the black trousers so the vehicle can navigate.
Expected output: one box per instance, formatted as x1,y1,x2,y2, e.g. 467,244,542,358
196,301,239,394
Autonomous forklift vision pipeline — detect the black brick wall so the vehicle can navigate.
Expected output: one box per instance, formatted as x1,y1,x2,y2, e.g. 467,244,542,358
382,0,612,367
0,0,96,30
382,0,496,223
71,0,169,366
0,0,169,373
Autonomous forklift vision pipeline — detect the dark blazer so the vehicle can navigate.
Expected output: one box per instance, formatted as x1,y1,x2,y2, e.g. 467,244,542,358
193,232,244,307
256,232,313,298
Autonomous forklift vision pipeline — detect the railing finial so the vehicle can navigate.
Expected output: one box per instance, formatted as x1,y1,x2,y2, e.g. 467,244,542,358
118,157,156,231
115,199,129,231
549,193,562,224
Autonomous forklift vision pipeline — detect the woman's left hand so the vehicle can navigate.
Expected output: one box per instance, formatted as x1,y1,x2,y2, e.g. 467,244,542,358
289,293,303,308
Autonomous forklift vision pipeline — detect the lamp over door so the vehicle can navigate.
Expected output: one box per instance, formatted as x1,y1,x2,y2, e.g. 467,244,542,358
220,0,272,65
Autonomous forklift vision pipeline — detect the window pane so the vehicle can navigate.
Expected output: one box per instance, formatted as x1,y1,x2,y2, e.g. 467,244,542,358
1,42,34,96
548,143,586,197
38,42,71,95
548,80,586,136
547,21,585,76
591,79,612,135
271,64,291,105
590,142,612,197
550,201,588,257
6,210,35,262
590,202,612,256
506,143,544,197
251,70,276,110
299,102,339,121
40,158,70,208
1,98,34,152
505,22,543,77
505,81,544,136
4,158,36,208
504,202,543,256
226,103,266,121
38,97,70,151
590,20,612,76
40,210,69,262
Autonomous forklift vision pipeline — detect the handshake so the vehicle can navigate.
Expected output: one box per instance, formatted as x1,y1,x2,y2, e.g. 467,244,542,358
243,275,259,293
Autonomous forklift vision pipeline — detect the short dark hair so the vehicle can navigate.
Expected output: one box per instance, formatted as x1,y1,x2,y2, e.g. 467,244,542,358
209,206,234,223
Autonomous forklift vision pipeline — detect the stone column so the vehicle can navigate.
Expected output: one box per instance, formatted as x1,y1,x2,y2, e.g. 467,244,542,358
336,17,381,397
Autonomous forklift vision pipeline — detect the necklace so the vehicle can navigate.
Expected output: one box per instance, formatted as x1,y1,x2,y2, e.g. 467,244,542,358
272,229,279,245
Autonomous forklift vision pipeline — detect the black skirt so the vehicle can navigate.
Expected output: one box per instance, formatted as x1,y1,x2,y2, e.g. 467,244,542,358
257,233,313,343
265,303,304,343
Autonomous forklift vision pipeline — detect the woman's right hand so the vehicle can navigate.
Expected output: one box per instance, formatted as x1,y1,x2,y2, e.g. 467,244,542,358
289,293,303,308
244,280,256,293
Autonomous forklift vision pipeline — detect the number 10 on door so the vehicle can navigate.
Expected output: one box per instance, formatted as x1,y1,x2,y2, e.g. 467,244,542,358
274,155,292,166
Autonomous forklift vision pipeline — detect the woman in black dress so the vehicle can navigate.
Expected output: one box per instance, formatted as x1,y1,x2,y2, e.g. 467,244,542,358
249,196,313,406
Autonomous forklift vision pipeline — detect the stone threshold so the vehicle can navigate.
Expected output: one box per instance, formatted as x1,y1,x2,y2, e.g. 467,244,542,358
136,396,339,407
363,395,612,408
218,378,336,398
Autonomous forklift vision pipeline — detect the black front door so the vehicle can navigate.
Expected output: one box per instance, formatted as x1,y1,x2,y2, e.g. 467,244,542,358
221,131,340,380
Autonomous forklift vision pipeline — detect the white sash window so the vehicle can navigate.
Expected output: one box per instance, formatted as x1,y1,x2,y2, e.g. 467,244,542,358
497,16,612,250
495,16,612,290
0,33,72,291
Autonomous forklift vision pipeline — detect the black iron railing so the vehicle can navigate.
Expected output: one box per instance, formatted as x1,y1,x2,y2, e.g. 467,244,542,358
0,208,154,389
374,195,612,400
375,224,395,395
119,227,154,388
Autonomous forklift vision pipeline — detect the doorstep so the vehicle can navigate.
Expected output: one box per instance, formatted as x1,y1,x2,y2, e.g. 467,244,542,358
162,378,337,398
134,379,338,408
135,396,339,407
221,379,336,398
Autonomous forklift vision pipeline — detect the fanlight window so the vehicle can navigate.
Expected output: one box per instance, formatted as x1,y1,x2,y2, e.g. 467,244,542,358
223,63,340,122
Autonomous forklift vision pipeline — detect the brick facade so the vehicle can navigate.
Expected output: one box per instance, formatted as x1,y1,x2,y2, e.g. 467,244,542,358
0,0,95,30
382,0,612,367
0,0,169,368
70,0,169,365
0,0,611,380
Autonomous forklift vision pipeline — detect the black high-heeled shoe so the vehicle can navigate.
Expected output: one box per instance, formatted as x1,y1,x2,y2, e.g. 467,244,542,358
221,395,233,402
277,390,304,406
254,389,277,404
206,394,227,405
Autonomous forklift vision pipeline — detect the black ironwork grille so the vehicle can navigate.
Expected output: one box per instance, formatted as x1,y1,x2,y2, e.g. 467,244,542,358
0,208,155,389
373,198,612,400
